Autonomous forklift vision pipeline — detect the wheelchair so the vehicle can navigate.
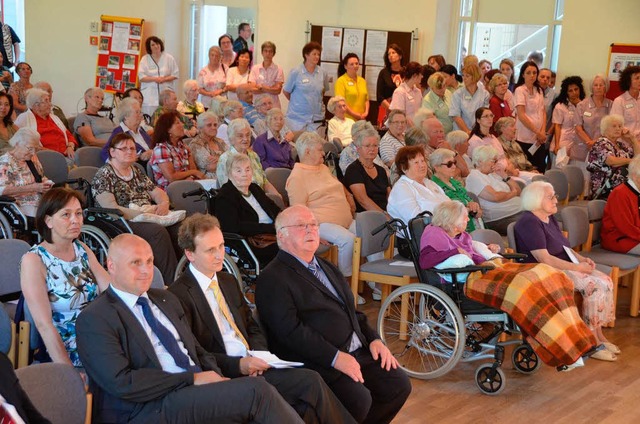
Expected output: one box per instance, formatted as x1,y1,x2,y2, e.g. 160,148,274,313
375,212,539,395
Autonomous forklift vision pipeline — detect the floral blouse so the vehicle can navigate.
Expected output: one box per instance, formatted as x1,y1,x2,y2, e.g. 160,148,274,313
189,134,227,179
0,152,45,216
586,136,634,199
499,137,535,171
150,140,192,189
92,163,156,207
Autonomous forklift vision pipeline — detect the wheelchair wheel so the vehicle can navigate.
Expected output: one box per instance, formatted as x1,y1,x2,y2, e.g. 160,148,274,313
0,213,13,239
378,283,465,379
79,225,111,266
512,344,541,374
475,363,505,395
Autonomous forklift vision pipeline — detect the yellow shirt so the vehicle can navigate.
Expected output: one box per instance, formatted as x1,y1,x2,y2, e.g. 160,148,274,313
334,74,369,120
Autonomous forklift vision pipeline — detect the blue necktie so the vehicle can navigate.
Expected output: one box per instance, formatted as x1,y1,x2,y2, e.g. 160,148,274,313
136,297,201,372
308,262,343,304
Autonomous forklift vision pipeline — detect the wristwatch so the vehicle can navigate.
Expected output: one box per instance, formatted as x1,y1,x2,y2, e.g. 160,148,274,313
502,176,511,183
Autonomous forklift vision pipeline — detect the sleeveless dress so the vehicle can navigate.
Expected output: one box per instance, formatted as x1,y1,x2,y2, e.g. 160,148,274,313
28,240,98,367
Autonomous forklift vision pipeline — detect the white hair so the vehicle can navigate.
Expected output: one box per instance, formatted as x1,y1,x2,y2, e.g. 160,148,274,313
472,145,499,167
600,114,624,136
25,88,49,109
227,118,251,141
196,111,219,129
115,97,139,124
9,127,41,148
521,181,554,212
428,148,456,169
295,132,324,160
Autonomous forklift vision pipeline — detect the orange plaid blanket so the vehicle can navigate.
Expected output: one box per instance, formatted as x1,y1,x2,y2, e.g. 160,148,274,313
465,262,597,367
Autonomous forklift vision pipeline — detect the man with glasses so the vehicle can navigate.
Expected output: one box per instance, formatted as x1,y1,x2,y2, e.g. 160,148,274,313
256,205,412,424
379,109,407,168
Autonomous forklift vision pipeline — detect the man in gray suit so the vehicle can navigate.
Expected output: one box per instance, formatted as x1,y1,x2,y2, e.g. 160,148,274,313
76,233,302,424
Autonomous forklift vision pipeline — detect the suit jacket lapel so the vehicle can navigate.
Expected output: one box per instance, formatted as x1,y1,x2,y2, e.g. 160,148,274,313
278,251,345,305
218,276,251,341
182,269,226,348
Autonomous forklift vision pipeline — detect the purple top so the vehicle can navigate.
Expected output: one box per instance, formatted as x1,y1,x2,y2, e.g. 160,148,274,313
419,225,484,269
513,211,571,263
252,130,294,170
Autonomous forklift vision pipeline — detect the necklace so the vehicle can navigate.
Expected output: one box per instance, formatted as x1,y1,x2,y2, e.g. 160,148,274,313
112,163,133,181
359,160,375,170
241,190,252,198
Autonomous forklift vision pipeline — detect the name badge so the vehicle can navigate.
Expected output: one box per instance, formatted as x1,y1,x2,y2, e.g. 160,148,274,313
584,111,592,117
347,81,354,86
258,74,265,80
626,103,635,109
407,95,414,101
500,103,505,108
464,95,472,100
302,78,310,84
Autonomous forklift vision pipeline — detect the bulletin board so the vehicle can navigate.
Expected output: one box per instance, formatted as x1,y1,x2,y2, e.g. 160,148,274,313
95,15,145,94
605,43,640,100
310,25,412,125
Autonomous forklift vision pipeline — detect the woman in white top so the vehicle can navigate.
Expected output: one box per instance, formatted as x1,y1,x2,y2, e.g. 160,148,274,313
389,62,423,126
225,49,252,102
326,96,354,147
218,34,236,68
249,41,284,109
137,36,179,116
387,145,449,258
513,61,547,172
197,46,228,107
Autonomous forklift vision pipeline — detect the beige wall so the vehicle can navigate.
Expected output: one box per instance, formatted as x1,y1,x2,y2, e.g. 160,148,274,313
24,0,640,114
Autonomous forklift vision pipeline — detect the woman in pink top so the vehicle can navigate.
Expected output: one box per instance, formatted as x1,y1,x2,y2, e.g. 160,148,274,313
551,76,586,165
389,62,423,126
514,61,547,172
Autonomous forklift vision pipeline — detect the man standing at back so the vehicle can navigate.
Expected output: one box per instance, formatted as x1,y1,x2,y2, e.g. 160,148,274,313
256,205,412,424
76,233,302,423
233,23,252,54
169,213,356,423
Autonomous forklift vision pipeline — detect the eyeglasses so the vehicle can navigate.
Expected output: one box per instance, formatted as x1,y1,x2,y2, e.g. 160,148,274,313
390,120,406,125
113,147,137,152
545,194,559,200
361,144,379,149
280,223,320,232
440,161,456,168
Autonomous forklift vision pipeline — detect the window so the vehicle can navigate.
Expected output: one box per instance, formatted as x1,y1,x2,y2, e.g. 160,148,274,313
1,0,25,64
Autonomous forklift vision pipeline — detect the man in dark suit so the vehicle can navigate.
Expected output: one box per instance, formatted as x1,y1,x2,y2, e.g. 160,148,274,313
76,233,302,424
255,205,412,424
169,213,356,424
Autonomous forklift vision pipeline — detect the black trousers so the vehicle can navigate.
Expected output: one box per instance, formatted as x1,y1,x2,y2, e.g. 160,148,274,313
517,140,547,173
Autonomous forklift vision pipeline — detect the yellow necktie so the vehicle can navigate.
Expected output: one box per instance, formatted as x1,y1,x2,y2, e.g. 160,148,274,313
209,280,250,349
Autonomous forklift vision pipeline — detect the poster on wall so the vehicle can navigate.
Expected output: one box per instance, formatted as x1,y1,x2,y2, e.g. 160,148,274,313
606,43,640,99
95,15,145,94
321,27,342,62
342,28,365,60
364,30,388,66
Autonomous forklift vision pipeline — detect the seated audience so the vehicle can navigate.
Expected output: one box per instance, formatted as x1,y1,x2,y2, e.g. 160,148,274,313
343,121,391,213
430,148,483,231
215,153,282,266
101,97,153,163
420,200,598,369
218,100,244,146
150,110,205,190
387,145,449,258
20,188,110,367
494,117,536,172
73,87,116,147
339,120,388,176
421,72,453,134
152,89,198,138
34,81,71,131
216,118,280,201
465,145,522,235
515,182,617,361
446,129,472,170
176,79,205,122
286,132,357,279
255,205,411,423
252,94,275,136
388,126,428,185
121,87,154,133
15,88,78,163
379,109,407,168
587,114,639,199
0,92,19,154
0,128,53,217
93,132,181,284
327,96,354,147
252,108,294,170
8,61,32,115
76,234,305,424
189,111,227,179
236,84,260,126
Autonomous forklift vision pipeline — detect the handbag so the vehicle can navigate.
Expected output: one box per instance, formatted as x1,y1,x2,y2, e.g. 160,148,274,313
247,233,277,249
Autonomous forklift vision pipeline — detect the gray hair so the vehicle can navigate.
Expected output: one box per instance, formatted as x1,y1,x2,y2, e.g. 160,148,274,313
196,111,219,129
223,100,243,118
25,88,49,109
159,89,176,106
225,152,252,176
265,107,284,126
591,74,609,93
295,132,324,160
115,97,139,123
432,200,468,233
446,130,469,149
600,114,624,135
254,94,271,108
9,127,41,148
327,96,345,114
414,108,435,130
387,109,406,123
493,117,516,137
227,118,251,142
209,96,227,118
274,204,316,245
208,45,222,56
472,145,499,167
404,127,427,147
428,148,456,169
84,87,103,99
351,121,379,147
521,181,554,212
33,81,52,94
183,79,198,93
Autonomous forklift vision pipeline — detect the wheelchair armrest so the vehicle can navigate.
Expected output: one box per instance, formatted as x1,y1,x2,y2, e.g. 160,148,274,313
86,207,124,217
431,264,495,274
502,253,527,260
0,195,16,203
222,232,247,241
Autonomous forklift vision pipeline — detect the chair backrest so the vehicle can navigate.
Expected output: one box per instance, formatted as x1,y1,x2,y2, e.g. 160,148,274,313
151,265,166,288
0,239,30,297
562,165,585,201
354,211,391,257
544,169,569,203
467,191,480,204
559,205,590,248
0,304,11,354
16,362,88,424
74,146,104,168
407,213,433,263
587,199,607,245
531,174,548,183
36,150,69,184
266,192,285,210
68,166,99,184
471,228,505,251
166,180,208,216
265,167,291,206
506,221,517,252
323,141,339,156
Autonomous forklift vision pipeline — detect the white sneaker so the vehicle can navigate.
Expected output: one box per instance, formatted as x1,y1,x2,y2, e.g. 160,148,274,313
367,282,382,301
357,295,366,305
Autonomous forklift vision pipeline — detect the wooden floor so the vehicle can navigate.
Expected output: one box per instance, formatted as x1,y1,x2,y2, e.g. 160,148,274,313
357,284,640,423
